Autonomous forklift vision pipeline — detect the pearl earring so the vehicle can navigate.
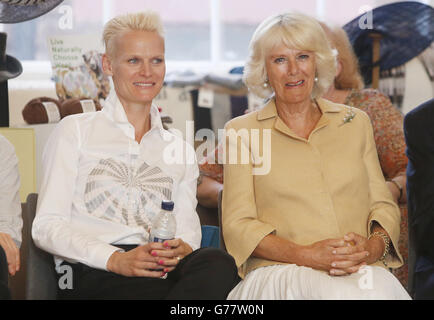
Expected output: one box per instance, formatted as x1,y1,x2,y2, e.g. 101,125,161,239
263,78,269,88
314,77,318,82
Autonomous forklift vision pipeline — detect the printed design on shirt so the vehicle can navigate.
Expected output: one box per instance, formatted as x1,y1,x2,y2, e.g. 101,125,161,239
84,158,173,229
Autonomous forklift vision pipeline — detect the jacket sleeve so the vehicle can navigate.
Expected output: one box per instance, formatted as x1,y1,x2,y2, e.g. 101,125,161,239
32,117,120,271
222,121,275,274
361,112,403,268
0,136,22,247
173,140,202,251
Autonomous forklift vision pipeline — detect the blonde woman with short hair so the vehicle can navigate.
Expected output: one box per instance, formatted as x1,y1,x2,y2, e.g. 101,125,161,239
32,11,238,300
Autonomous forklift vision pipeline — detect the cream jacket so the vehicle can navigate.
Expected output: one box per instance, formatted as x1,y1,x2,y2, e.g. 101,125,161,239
222,98,403,278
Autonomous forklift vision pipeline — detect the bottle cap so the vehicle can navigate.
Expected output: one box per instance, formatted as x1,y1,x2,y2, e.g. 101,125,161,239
161,200,174,211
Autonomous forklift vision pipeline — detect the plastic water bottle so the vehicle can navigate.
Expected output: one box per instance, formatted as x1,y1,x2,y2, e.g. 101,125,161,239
149,200,176,244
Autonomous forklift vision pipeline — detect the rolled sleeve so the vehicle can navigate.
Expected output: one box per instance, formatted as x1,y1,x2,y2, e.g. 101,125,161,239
32,117,118,271
174,141,201,251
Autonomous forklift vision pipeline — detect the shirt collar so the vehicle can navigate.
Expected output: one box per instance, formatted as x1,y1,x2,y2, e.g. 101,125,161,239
257,97,341,121
102,90,166,138
316,98,342,114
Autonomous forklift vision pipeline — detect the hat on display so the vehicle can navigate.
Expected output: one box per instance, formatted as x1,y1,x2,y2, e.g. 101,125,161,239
0,0,64,24
0,32,22,81
343,1,434,85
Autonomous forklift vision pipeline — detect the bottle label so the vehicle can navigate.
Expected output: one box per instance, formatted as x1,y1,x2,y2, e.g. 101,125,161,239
149,236,173,243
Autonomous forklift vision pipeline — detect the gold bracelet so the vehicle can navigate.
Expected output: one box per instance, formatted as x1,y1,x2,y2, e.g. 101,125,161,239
368,231,391,267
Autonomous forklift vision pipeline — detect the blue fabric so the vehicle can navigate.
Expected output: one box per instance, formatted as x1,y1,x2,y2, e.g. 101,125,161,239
414,256,434,298
229,66,244,75
343,2,434,85
230,95,248,119
414,260,434,299
0,0,64,24
404,98,434,298
200,225,220,249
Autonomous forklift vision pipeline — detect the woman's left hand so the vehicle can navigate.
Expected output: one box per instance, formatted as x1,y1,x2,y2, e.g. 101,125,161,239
0,232,20,276
149,238,193,273
328,232,385,276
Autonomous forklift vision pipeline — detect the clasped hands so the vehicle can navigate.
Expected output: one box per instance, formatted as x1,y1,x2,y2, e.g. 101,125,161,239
303,232,385,276
107,238,192,278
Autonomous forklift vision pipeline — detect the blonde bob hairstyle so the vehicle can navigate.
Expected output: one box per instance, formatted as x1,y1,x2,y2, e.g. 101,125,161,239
103,11,165,57
243,12,337,99
320,23,364,90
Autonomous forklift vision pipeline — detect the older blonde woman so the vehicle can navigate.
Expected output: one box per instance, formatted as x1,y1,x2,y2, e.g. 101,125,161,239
32,11,238,300
222,12,410,299
198,26,407,210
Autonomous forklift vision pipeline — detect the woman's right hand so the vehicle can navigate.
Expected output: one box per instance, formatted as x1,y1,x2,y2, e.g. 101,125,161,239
106,243,167,278
299,237,370,276
0,232,20,276
254,234,365,276
298,238,353,274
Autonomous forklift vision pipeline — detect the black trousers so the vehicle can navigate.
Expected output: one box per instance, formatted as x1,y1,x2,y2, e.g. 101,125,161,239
0,246,11,300
58,246,240,300
414,268,434,300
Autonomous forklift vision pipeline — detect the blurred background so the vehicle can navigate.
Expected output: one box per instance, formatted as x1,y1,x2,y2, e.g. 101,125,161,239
1,0,433,167
3,0,432,77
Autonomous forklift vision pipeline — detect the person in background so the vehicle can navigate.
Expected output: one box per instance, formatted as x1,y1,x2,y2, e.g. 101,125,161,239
0,134,22,300
404,98,434,299
32,11,238,300
222,12,409,299
196,149,224,208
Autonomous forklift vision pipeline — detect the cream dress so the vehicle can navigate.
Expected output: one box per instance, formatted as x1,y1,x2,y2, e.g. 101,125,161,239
227,264,411,300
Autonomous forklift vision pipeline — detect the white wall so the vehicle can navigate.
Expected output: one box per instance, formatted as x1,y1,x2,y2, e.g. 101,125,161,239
402,57,434,115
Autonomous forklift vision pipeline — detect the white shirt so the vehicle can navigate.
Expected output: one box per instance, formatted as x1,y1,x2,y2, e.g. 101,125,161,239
0,135,22,247
32,91,201,272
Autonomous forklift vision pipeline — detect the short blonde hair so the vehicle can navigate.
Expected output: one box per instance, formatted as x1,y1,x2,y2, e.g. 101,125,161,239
320,23,364,90
243,12,337,99
103,11,165,57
